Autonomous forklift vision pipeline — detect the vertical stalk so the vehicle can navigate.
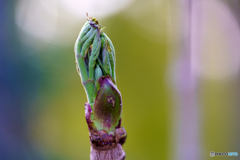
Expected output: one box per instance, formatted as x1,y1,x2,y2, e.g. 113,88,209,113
170,0,202,159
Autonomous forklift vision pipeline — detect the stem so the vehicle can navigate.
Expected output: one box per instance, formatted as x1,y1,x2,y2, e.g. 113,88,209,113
90,144,125,160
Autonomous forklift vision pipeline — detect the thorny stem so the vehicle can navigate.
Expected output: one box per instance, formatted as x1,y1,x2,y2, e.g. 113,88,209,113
74,15,126,160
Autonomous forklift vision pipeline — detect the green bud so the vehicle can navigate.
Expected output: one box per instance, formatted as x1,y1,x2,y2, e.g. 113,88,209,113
91,76,122,133
100,33,116,82
75,16,126,145
94,65,103,82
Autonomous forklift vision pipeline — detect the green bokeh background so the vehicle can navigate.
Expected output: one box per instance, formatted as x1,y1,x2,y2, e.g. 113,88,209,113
1,0,240,160
32,13,170,160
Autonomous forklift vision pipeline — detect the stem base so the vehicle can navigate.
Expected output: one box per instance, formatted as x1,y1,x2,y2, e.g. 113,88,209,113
90,143,125,160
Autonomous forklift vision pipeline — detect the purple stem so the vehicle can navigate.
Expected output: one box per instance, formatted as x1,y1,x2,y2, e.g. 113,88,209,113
171,0,202,159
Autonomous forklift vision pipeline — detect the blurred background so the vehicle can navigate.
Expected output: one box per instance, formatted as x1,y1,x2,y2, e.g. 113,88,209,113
1,0,240,159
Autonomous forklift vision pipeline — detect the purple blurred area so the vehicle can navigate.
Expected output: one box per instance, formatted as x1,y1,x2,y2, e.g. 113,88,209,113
170,1,240,160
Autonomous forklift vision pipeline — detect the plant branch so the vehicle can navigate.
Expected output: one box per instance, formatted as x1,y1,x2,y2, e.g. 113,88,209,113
74,15,126,160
